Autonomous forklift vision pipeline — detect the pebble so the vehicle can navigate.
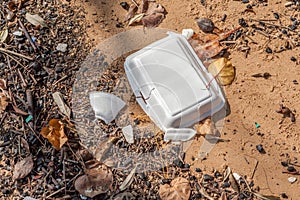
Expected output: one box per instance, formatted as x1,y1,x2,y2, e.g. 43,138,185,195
203,174,214,181
281,193,288,199
56,43,68,52
242,0,249,3
287,166,296,172
281,161,288,167
290,56,297,62
183,163,190,169
256,144,265,153
288,177,297,183
120,2,129,10
222,181,230,188
195,168,202,172
265,47,272,54
197,18,215,33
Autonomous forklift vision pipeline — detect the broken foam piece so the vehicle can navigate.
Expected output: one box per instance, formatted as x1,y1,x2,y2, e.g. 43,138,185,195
89,92,126,124
122,125,134,144
164,128,196,141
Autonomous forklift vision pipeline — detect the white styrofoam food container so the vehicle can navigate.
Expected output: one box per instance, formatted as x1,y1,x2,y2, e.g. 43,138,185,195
124,32,225,131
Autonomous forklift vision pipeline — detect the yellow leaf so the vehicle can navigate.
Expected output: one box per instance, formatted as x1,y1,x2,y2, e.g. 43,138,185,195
40,119,68,150
208,57,235,86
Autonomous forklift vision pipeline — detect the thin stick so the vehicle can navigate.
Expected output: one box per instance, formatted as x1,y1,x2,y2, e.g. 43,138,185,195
53,75,68,85
131,0,139,7
0,47,34,60
251,160,259,179
18,19,37,51
46,187,66,199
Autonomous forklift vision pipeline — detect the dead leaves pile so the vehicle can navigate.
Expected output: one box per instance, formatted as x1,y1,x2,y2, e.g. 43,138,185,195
159,177,191,200
125,0,165,28
40,119,68,150
187,21,241,86
0,79,10,112
75,160,113,198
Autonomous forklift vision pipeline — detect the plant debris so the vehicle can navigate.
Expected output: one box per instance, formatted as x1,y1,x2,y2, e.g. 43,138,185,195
158,177,191,200
208,57,235,86
276,104,296,122
40,119,68,150
12,156,34,180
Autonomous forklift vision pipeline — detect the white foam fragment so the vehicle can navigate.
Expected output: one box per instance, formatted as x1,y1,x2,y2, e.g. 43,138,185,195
181,28,194,39
89,92,126,124
122,125,134,144
164,128,196,141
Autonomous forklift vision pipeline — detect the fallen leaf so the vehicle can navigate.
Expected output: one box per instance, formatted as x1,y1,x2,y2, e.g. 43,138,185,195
124,4,138,21
52,92,71,118
190,39,225,60
159,177,191,200
194,118,214,135
0,92,10,112
119,165,137,191
13,156,34,180
12,105,28,115
142,12,165,28
25,13,48,27
94,137,115,162
20,137,30,153
208,57,235,85
75,161,113,198
0,79,6,90
128,13,145,26
140,0,149,13
40,119,68,150
0,27,8,43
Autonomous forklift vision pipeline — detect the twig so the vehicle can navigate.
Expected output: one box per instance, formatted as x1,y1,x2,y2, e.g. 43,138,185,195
131,0,139,7
251,160,259,179
282,171,300,175
53,75,68,85
17,69,27,87
0,47,34,60
18,19,37,51
46,187,66,199
26,89,34,123
256,30,270,38
0,112,7,126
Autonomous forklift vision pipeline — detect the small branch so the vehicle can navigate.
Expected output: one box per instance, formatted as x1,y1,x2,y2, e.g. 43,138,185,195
0,47,34,60
251,160,259,179
18,19,37,51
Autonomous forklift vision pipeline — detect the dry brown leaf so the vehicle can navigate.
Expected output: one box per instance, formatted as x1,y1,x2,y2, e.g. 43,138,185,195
20,137,30,153
40,119,68,150
159,177,191,200
0,79,6,90
128,13,145,26
0,92,10,112
12,156,34,180
124,4,138,21
140,0,149,13
94,137,115,162
142,12,164,28
190,39,225,60
75,162,113,198
52,92,71,118
119,165,137,191
25,13,48,27
194,118,214,135
208,57,235,86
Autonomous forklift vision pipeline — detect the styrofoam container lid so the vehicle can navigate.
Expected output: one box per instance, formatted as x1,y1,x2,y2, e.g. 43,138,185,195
124,32,225,130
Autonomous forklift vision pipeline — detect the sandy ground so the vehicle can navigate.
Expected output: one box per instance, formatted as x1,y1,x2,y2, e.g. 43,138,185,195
74,0,300,198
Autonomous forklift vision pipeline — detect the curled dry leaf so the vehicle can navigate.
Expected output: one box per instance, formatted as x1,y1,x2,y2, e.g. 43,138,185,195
75,162,113,198
94,137,115,162
0,27,9,43
159,177,191,200
142,12,165,28
25,13,48,27
13,156,34,180
40,119,68,150
276,104,295,122
194,118,215,135
208,57,235,86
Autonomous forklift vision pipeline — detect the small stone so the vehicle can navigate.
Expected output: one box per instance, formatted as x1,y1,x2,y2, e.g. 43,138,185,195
222,181,230,188
289,25,297,31
281,29,288,34
203,174,214,181
195,168,202,172
287,166,296,172
242,0,249,3
288,177,297,183
56,43,68,52
246,4,252,9
256,144,266,153
290,56,297,62
120,2,129,10
281,193,288,199
265,47,272,54
197,18,215,33
273,12,279,19
183,163,190,168
173,159,184,168
238,18,248,27
281,161,288,167
55,66,63,73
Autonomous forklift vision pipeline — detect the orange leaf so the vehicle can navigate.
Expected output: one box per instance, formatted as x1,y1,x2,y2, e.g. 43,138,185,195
40,119,68,150
0,92,9,112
